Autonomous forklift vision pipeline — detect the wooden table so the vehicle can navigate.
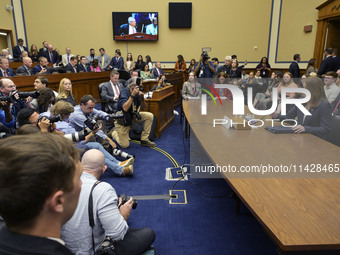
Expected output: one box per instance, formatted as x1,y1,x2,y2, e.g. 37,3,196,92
183,100,340,254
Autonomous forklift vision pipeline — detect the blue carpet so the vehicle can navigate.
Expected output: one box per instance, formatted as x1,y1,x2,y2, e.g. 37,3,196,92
100,107,277,255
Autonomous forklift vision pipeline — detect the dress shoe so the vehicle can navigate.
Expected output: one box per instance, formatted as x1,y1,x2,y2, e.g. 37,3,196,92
140,140,156,147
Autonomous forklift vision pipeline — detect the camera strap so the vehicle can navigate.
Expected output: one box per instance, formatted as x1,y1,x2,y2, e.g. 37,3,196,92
88,180,102,254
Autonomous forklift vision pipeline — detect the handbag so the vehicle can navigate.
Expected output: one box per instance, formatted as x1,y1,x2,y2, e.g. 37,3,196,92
88,181,116,255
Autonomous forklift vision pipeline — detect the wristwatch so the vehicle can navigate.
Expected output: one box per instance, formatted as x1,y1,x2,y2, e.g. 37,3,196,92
130,95,136,99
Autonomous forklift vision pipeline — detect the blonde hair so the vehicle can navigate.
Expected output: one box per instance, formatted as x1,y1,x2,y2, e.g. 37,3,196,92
57,78,73,100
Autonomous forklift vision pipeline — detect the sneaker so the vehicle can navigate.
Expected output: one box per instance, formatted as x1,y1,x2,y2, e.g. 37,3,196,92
140,140,156,147
119,157,135,167
122,165,133,176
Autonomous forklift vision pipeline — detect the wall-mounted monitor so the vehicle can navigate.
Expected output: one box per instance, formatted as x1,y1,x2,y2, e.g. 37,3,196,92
112,12,158,41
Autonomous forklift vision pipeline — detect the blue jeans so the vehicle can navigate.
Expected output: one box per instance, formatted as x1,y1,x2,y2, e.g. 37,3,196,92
86,142,123,176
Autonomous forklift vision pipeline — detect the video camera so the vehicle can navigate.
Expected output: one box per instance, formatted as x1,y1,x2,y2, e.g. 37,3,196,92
201,51,210,62
119,194,138,210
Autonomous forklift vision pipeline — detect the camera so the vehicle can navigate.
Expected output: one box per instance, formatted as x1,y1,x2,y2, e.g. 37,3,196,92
113,149,135,159
18,91,40,99
64,129,89,143
84,114,99,131
201,51,210,62
0,90,39,104
46,115,62,123
132,111,141,120
119,194,137,210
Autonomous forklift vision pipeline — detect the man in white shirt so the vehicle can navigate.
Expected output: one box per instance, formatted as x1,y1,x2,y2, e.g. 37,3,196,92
146,17,158,35
324,71,340,103
101,70,124,113
62,48,74,66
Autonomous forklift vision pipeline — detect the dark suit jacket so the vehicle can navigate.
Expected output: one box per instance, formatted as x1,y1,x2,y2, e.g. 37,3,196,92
100,81,124,113
318,56,336,77
13,45,28,59
16,65,33,76
119,24,139,35
43,50,60,65
77,64,90,72
279,99,332,139
331,92,340,115
333,56,340,71
152,67,164,78
289,61,300,78
32,65,52,75
0,68,15,77
109,57,124,70
64,63,78,73
38,48,47,57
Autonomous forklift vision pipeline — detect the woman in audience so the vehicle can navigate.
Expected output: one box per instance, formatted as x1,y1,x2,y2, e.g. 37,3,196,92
182,71,201,100
253,71,283,109
276,72,298,113
256,57,271,78
90,59,101,72
141,64,154,80
152,75,170,91
31,88,55,114
175,55,187,72
56,78,76,106
135,55,145,71
188,59,196,73
1,49,13,61
124,52,135,72
305,58,317,76
145,55,153,70
229,59,243,79
29,44,39,62
272,77,332,139
213,72,232,99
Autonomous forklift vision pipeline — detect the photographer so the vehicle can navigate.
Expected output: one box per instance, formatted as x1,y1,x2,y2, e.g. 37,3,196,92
16,108,55,133
69,95,118,150
110,77,156,148
194,52,215,78
61,149,155,255
51,101,134,177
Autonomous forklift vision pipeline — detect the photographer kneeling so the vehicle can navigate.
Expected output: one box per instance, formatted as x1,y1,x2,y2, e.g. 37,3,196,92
110,77,156,148
61,149,155,255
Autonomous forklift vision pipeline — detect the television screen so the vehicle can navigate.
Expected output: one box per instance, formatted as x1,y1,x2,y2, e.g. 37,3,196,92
112,12,158,41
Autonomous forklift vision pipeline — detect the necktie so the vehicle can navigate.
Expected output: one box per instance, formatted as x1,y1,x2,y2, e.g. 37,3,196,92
133,27,136,33
333,99,340,113
73,66,77,73
192,85,195,95
83,65,87,72
114,84,119,98
50,53,53,64
157,69,160,76
102,56,104,67
67,54,70,63
3,71,7,77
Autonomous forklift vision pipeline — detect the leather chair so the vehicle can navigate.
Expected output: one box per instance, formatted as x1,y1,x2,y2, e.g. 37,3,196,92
326,115,340,147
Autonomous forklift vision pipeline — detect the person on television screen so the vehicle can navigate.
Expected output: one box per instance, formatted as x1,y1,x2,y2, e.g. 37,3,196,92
120,17,138,35
146,17,158,35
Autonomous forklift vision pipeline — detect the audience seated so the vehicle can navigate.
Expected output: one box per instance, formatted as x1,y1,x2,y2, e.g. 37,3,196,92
141,64,154,80
65,56,79,73
31,88,55,114
153,61,164,78
101,70,124,113
56,78,76,106
32,56,50,75
216,56,232,77
43,44,60,66
213,72,232,99
0,58,15,77
124,52,135,72
90,59,101,72
272,77,332,139
109,49,124,70
152,75,170,91
331,92,340,115
78,56,90,72
29,44,39,62
33,76,58,97
38,41,48,57
61,149,155,254
1,49,13,61
323,71,340,103
98,48,111,70
182,71,202,100
0,133,81,255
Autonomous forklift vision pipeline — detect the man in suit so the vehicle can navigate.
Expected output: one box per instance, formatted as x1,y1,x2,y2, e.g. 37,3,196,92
78,56,90,72
289,54,301,82
0,134,82,255
331,92,340,115
86,48,97,64
62,47,74,66
100,70,124,113
152,62,164,78
33,76,58,97
38,41,48,57
16,57,33,76
98,48,111,70
332,48,340,72
318,48,336,77
0,58,15,77
119,17,138,35
13,38,28,59
43,44,60,66
64,56,78,73
33,57,51,75
108,49,124,70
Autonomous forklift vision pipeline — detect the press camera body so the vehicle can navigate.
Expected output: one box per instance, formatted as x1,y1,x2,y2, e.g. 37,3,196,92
119,194,137,210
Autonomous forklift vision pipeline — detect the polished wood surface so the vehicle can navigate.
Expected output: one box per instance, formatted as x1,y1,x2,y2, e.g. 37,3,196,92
11,71,111,104
145,85,175,137
184,99,340,253
114,33,157,40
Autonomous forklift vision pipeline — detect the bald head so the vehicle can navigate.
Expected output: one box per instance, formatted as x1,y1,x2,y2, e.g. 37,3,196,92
48,44,53,52
81,149,106,175
23,57,32,68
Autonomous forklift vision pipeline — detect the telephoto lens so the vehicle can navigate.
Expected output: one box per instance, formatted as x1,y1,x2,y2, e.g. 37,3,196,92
113,149,135,159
